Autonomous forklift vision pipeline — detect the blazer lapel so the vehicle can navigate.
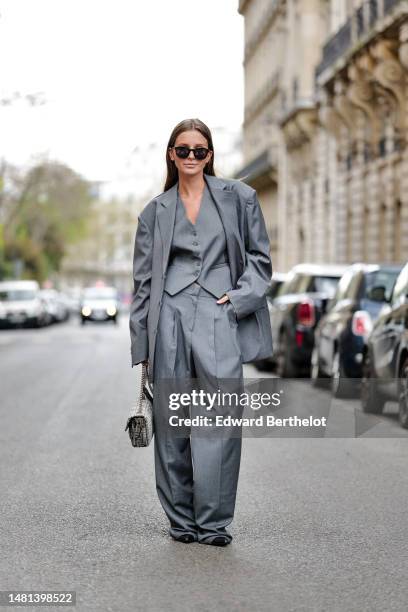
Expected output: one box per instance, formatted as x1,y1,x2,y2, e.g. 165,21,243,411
204,175,245,284
156,182,178,273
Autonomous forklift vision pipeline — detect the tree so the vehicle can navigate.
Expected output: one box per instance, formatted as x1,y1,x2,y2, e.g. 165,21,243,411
0,159,95,281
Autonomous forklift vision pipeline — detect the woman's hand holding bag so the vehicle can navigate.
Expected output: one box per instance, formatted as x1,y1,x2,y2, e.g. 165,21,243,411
125,361,154,447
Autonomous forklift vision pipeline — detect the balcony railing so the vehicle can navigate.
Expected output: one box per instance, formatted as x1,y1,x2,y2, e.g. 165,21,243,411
316,0,406,78
234,147,278,184
384,0,401,11
317,19,352,77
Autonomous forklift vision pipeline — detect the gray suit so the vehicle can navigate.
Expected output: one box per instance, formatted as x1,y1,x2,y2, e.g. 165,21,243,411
129,174,274,543
129,174,274,386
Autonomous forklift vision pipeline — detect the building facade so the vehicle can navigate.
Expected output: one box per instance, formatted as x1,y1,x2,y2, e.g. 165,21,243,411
60,194,141,293
237,0,286,266
237,0,408,271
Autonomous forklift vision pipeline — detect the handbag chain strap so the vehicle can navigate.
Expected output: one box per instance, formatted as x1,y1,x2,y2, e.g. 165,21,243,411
138,362,148,403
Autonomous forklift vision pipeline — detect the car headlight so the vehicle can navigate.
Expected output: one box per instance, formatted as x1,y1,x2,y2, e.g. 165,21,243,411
82,306,92,316
106,306,117,316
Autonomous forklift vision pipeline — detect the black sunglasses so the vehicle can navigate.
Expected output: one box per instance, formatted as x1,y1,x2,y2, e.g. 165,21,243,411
171,146,210,160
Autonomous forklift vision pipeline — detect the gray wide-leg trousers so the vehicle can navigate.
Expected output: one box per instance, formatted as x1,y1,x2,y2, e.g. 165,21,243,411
152,282,244,544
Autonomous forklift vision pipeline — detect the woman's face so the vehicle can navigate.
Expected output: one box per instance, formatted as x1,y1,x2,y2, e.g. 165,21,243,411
169,129,212,179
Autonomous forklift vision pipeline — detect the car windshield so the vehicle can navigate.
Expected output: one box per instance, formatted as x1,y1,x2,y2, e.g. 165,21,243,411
276,283,287,297
266,280,283,300
312,276,341,296
365,270,400,302
82,288,117,300
0,290,37,301
278,273,298,295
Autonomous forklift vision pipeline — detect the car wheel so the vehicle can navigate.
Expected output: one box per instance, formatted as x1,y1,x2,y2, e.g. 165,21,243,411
81,318,87,326
276,331,297,378
360,351,385,414
310,345,328,388
398,356,408,429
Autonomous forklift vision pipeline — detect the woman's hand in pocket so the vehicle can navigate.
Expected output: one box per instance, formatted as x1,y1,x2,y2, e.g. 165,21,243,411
216,294,230,305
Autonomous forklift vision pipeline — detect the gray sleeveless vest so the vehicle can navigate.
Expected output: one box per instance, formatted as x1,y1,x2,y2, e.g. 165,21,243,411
164,182,233,298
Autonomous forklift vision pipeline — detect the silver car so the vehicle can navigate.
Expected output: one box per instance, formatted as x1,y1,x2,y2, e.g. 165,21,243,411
0,280,48,328
80,286,120,325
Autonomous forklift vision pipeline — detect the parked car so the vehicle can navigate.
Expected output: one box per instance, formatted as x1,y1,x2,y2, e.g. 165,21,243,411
0,280,48,328
253,272,289,370
39,289,71,324
80,286,120,325
311,263,402,397
65,288,82,315
266,272,289,302
55,293,72,322
360,262,408,428
270,263,348,377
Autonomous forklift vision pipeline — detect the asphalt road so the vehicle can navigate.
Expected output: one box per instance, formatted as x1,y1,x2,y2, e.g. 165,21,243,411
1,316,408,612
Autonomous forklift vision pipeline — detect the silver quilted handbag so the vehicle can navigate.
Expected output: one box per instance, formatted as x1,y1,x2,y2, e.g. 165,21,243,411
125,362,154,447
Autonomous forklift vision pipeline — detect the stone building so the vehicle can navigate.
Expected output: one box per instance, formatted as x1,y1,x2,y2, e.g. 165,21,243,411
60,194,140,293
236,0,285,267
237,0,408,271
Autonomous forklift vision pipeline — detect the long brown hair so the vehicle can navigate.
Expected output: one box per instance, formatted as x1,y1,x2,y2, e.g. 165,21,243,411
163,118,216,192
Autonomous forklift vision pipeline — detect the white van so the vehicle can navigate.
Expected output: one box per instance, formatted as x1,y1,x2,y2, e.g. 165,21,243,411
0,280,48,328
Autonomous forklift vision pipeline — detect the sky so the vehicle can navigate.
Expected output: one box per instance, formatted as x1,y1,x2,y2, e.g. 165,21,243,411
0,0,244,197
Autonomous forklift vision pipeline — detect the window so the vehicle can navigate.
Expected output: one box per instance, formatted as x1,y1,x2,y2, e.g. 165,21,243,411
344,272,362,300
82,287,118,300
0,290,37,301
364,270,400,303
312,275,342,298
278,272,298,295
295,274,311,293
391,264,408,305
329,270,354,302
267,279,284,301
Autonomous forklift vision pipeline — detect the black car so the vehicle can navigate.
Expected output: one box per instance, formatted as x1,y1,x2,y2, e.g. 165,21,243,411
270,263,348,377
361,261,408,428
311,263,402,397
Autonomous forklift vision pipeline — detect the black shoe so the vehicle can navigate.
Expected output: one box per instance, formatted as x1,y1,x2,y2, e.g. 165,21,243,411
172,533,196,544
200,536,231,546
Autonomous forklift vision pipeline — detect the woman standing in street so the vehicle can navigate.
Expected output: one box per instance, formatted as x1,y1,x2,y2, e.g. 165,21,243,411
129,118,273,546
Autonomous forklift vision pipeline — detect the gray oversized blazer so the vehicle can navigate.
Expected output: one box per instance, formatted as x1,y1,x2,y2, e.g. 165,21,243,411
129,173,274,384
